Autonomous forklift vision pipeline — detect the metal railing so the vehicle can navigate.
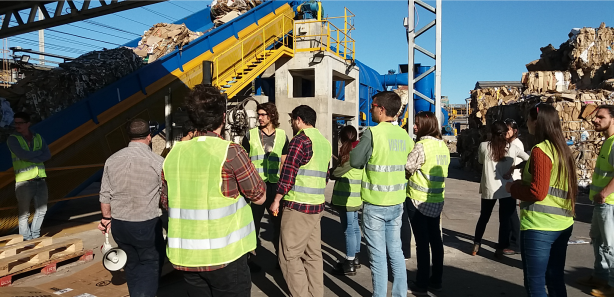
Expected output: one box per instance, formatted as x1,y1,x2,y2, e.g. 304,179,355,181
212,12,294,88
294,7,356,60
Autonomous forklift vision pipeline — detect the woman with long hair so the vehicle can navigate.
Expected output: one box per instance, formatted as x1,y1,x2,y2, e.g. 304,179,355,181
472,121,529,257
331,125,363,276
505,118,524,253
506,103,577,297
405,111,450,295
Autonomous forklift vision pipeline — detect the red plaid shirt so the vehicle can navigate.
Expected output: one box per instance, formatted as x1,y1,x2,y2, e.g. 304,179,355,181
277,131,328,214
161,131,265,272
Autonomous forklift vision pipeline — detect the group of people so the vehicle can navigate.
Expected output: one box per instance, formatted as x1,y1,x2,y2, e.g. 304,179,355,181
11,82,614,297
92,86,450,297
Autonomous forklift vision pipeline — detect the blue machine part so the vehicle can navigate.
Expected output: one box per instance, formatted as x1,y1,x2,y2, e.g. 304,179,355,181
297,0,323,20
355,60,385,127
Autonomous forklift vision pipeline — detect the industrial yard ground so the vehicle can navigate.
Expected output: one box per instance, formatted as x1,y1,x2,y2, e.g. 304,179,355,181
7,158,596,297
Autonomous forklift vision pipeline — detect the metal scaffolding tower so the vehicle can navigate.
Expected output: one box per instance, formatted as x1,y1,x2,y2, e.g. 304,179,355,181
405,0,442,137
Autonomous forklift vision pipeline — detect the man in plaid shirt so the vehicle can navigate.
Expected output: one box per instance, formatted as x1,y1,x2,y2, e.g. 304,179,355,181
270,105,331,297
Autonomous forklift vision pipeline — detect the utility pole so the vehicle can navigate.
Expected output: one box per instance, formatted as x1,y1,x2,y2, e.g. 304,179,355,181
38,8,45,66
405,0,443,136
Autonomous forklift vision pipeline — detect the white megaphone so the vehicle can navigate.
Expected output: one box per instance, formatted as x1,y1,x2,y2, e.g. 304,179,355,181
101,233,127,271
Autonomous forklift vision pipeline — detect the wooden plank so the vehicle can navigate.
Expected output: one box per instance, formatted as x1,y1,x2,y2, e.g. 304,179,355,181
0,235,23,247
0,237,53,259
0,239,83,277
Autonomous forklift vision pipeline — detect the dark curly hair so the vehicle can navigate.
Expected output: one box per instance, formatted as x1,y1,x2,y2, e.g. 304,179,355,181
185,84,227,132
257,102,280,128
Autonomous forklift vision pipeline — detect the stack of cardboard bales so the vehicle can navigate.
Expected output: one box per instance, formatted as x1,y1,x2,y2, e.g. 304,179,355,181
460,23,614,186
211,0,262,27
132,23,204,63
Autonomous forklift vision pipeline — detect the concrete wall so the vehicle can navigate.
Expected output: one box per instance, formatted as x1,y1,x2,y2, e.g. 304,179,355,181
273,51,359,145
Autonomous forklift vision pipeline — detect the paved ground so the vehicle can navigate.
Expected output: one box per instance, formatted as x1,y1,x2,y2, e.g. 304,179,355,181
12,157,596,296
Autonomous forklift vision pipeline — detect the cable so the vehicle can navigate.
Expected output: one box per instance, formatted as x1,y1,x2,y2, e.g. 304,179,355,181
141,7,175,22
66,23,135,40
111,14,151,27
168,2,196,13
46,29,123,46
82,20,141,36
11,37,87,54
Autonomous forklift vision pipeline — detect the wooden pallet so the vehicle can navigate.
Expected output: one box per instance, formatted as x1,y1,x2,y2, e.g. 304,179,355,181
0,235,22,247
0,237,52,259
0,238,84,277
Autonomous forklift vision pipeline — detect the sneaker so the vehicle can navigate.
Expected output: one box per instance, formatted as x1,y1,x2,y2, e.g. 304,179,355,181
408,282,429,296
352,258,361,269
471,243,480,256
502,249,516,255
332,260,356,276
577,275,608,288
592,286,614,297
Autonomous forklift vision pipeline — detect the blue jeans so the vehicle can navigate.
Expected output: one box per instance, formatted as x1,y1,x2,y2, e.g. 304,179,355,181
339,210,361,258
520,226,572,297
591,203,614,286
362,203,407,297
15,179,48,240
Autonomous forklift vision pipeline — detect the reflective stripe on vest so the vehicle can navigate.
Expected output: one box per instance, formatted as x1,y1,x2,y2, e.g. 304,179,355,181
285,128,332,205
9,133,47,182
520,140,574,231
407,138,450,204
168,222,255,250
163,136,256,267
331,166,363,208
248,128,286,183
590,134,614,205
361,123,414,206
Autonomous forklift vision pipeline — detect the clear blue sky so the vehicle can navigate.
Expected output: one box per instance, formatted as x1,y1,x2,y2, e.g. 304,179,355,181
5,1,614,104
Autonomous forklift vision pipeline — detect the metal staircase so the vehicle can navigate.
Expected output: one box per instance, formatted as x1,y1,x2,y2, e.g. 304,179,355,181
212,13,294,98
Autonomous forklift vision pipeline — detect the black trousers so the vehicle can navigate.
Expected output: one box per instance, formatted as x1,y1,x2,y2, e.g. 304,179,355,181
473,197,517,249
183,254,251,297
407,202,443,289
251,182,282,255
111,217,165,297
400,200,412,258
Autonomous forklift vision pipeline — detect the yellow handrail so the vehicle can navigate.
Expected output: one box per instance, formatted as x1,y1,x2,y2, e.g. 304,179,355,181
212,13,295,88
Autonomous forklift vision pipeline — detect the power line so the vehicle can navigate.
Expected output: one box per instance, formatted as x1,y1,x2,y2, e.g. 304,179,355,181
141,7,175,22
47,29,123,46
112,14,151,27
66,23,135,40
82,20,141,36
168,2,196,13
11,37,87,54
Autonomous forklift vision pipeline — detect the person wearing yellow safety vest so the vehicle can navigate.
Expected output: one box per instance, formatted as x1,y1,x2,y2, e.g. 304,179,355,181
7,112,51,241
330,125,363,276
405,111,449,295
241,102,289,268
506,103,577,297
162,85,266,297
269,105,332,297
350,91,413,297
576,105,614,297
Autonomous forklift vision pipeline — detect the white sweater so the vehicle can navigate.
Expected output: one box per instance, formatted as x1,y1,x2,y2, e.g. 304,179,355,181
478,141,529,199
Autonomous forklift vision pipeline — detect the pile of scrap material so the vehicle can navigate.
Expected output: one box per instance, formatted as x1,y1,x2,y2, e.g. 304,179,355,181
460,23,614,186
132,23,204,63
211,0,262,27
0,47,143,142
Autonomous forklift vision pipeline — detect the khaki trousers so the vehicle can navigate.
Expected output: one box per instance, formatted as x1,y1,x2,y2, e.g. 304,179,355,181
279,207,324,297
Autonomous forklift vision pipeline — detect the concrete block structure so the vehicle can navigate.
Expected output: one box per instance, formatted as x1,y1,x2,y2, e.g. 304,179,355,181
258,19,360,145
